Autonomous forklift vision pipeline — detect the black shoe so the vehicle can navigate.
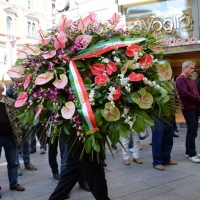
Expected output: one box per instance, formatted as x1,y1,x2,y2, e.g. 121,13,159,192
174,128,179,132
79,182,90,192
30,149,36,154
53,174,60,180
65,194,70,199
149,143,152,145
173,133,179,137
100,160,107,167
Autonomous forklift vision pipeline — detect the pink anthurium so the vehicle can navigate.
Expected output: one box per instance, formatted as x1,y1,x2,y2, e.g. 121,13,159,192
36,29,48,39
7,66,25,78
42,50,57,59
139,55,153,69
126,45,140,57
58,15,73,32
94,74,108,85
106,61,117,76
91,64,105,75
54,31,67,49
38,37,51,45
52,74,68,89
61,101,75,119
109,13,121,26
24,74,33,90
128,72,144,82
74,35,93,50
17,46,41,58
78,12,97,33
35,72,54,85
34,104,43,119
113,86,121,101
15,92,28,107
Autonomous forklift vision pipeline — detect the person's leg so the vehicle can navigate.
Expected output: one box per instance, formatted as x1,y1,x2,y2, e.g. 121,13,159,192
22,133,31,165
30,132,36,152
182,111,198,157
129,134,133,149
48,137,59,175
3,136,19,188
59,141,67,176
121,137,130,165
151,119,164,166
132,134,140,159
161,120,174,164
49,150,82,200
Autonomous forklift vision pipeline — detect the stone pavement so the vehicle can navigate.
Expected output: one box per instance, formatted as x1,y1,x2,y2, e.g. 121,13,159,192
1,128,200,200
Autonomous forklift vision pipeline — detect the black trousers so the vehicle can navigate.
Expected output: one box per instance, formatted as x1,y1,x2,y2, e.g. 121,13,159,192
182,110,198,157
49,144,110,200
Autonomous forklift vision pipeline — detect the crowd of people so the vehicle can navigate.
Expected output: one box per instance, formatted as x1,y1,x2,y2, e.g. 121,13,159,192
0,60,200,199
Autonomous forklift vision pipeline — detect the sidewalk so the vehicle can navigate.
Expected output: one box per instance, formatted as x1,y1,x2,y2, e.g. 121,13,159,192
1,128,200,199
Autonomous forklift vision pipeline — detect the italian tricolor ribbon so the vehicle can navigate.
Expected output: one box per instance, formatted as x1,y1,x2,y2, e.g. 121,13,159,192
69,37,146,135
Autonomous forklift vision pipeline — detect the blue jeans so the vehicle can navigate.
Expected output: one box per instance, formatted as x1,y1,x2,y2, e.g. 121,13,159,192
0,136,19,188
30,131,46,151
48,137,66,175
151,119,173,166
129,134,133,149
182,110,198,157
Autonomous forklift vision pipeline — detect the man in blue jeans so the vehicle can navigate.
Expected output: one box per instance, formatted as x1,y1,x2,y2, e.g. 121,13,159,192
0,82,25,195
152,119,178,171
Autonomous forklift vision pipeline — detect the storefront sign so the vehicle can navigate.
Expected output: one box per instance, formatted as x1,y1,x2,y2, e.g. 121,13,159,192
161,36,198,47
127,15,193,34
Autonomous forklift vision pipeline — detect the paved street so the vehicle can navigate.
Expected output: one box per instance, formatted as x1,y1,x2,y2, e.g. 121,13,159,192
1,127,200,200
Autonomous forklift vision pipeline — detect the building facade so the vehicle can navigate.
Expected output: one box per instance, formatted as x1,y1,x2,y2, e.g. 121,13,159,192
0,0,53,83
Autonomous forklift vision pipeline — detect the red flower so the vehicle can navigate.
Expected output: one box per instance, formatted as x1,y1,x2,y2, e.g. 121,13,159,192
91,64,105,75
126,45,140,57
138,55,153,69
128,72,144,81
94,74,108,85
113,86,121,101
106,61,117,75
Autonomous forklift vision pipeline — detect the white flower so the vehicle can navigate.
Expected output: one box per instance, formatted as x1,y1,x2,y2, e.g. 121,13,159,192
155,85,160,89
153,59,158,62
102,58,109,63
134,52,139,61
139,52,143,56
107,86,116,101
112,51,116,55
120,77,129,86
113,56,120,63
89,89,95,102
135,63,140,69
124,108,129,115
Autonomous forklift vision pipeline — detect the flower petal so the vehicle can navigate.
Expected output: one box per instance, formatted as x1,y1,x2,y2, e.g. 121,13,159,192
34,104,43,119
38,37,51,45
15,92,28,107
24,74,33,90
35,72,54,85
109,13,121,26
61,101,75,119
126,45,140,57
74,35,93,50
148,44,163,54
42,50,57,59
52,74,68,89
54,31,67,49
157,62,172,81
94,74,108,85
7,67,25,78
128,72,144,82
106,62,117,76
91,64,105,75
139,55,153,69
113,86,121,101
101,102,120,121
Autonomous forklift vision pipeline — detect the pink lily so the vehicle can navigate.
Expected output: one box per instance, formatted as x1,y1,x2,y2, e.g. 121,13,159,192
78,12,97,33
15,92,28,107
24,74,33,90
61,101,75,119
42,50,57,59
52,74,68,89
7,66,25,78
34,104,43,119
74,35,93,50
34,72,54,85
54,31,67,49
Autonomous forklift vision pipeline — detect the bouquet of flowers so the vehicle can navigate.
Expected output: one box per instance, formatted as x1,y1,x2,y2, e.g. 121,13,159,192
7,13,174,154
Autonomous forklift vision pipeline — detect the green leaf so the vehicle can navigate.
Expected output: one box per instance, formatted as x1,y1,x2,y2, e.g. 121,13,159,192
64,123,71,135
27,111,34,125
92,139,100,152
133,117,145,133
85,136,93,153
95,109,103,126
84,77,92,85
162,95,170,103
33,117,40,126
135,111,154,126
160,81,173,92
15,58,24,66
161,103,171,116
118,121,131,138
21,114,28,125
75,60,86,72
94,132,102,139
108,123,120,145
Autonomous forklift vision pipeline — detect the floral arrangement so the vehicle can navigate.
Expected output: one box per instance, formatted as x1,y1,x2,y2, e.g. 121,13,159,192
7,12,174,154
